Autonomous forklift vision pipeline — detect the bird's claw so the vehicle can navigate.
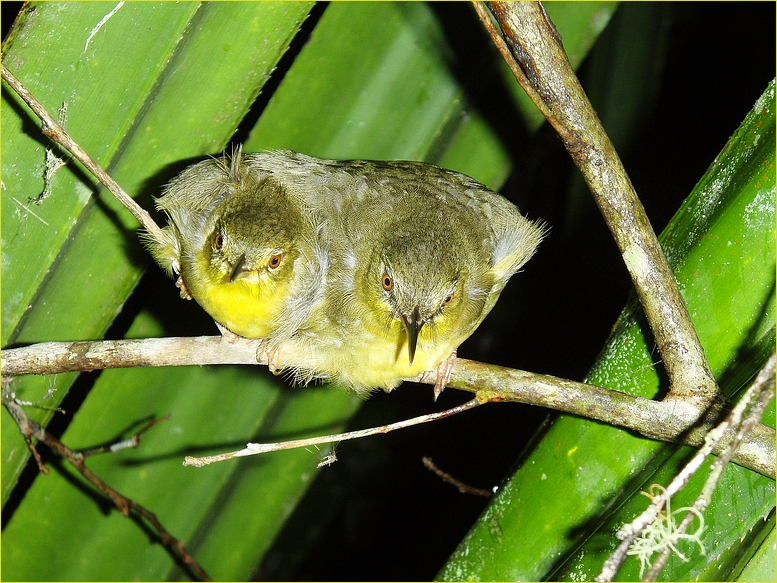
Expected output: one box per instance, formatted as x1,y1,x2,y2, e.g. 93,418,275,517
175,275,193,300
433,351,457,401
216,322,244,344
250,339,284,375
267,346,284,376
216,323,282,373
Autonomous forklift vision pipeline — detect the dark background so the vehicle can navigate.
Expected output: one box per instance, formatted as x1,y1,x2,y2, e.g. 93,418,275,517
2,2,774,581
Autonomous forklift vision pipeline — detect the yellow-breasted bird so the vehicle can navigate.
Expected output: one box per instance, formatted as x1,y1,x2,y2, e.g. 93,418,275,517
147,150,328,349
261,152,547,398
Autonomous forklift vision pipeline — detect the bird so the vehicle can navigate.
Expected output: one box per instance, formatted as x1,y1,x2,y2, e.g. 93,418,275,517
146,149,328,356
259,152,547,398
147,150,546,398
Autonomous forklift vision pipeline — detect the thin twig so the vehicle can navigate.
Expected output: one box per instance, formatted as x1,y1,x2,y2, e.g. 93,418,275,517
1,64,165,244
184,397,483,467
596,354,775,582
4,338,774,478
641,353,775,581
476,2,717,403
422,456,492,497
1,382,211,581
80,415,171,457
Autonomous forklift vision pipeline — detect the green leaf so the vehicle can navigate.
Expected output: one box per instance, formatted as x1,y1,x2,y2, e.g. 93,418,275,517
4,2,588,580
2,0,315,506
734,510,776,582
7,3,756,582
438,80,776,582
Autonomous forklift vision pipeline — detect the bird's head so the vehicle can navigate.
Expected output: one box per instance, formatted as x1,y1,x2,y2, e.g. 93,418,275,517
362,225,486,367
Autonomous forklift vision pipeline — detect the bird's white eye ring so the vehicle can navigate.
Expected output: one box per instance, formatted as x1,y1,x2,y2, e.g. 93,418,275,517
381,272,393,291
268,253,283,270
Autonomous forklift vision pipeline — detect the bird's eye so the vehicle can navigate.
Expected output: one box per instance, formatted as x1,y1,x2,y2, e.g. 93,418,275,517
268,254,283,270
214,232,224,250
381,272,393,291
442,293,454,306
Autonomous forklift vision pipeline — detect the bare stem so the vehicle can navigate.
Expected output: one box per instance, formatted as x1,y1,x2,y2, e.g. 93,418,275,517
422,456,492,497
80,415,171,457
1,64,165,244
476,2,717,403
184,397,483,467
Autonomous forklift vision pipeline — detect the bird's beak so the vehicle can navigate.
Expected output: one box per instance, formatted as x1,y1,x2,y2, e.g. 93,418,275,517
228,254,247,282
401,306,423,366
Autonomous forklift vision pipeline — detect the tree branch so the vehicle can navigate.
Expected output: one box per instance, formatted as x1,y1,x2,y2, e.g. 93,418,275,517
476,2,718,404
1,381,211,581
1,64,165,244
4,337,773,478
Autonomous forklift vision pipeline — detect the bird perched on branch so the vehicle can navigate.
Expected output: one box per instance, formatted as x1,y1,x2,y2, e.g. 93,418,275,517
149,150,545,398
147,149,328,352
259,152,547,398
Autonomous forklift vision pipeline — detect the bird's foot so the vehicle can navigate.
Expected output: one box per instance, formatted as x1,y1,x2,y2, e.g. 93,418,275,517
215,321,245,343
175,275,193,300
433,351,457,401
215,323,278,371
266,346,284,376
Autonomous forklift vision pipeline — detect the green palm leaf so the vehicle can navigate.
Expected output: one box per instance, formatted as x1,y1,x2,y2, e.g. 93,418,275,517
2,3,772,581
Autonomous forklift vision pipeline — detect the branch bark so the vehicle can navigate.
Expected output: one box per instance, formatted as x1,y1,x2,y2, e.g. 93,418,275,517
4,337,773,478
476,2,718,404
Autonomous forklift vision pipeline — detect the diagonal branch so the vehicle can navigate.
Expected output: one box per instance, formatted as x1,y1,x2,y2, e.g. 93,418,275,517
1,64,165,245
475,2,717,404
184,397,484,467
1,380,211,581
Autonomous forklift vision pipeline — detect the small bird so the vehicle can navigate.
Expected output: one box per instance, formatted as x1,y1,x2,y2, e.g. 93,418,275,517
147,150,545,398
265,153,547,398
146,149,328,348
